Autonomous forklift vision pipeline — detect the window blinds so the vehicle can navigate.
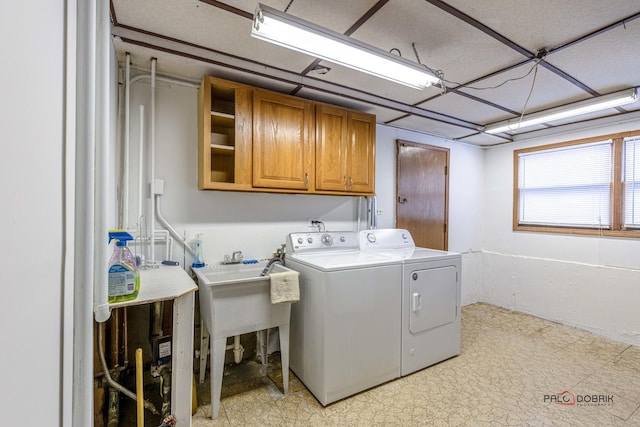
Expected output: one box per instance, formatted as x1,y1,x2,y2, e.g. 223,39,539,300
624,136,640,228
518,141,612,228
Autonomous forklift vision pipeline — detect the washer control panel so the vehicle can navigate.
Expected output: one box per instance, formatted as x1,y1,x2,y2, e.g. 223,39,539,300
287,231,358,253
358,229,415,250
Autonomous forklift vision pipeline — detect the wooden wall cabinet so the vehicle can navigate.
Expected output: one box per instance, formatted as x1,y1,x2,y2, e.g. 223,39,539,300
316,105,376,194
346,110,376,193
198,76,253,190
252,90,314,191
197,76,375,195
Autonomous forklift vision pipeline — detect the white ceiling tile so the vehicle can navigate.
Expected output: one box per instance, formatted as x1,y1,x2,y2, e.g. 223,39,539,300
112,0,640,144
445,0,640,53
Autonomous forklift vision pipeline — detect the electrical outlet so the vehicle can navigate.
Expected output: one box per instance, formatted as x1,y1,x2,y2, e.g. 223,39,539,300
376,209,383,215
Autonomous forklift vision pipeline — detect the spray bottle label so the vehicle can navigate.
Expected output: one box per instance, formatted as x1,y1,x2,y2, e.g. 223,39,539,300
108,264,137,296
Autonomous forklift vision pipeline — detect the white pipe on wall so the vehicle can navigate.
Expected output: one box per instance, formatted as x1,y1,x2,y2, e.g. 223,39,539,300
149,58,157,262
122,53,130,229
155,194,196,257
367,196,378,229
74,0,97,424
94,0,110,323
137,105,144,225
120,72,198,260
357,197,362,231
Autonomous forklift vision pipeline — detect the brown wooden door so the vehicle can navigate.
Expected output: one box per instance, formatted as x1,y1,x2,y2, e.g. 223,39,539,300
396,140,449,250
252,90,313,190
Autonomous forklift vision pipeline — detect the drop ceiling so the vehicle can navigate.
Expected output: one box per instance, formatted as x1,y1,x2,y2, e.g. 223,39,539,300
110,0,640,146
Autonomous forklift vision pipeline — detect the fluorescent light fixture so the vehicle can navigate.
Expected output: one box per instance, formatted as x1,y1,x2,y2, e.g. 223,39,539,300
485,88,638,134
251,3,440,89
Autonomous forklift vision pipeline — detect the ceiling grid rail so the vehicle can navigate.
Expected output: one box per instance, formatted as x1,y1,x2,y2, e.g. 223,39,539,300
111,1,637,143
112,24,485,133
384,0,639,138
420,0,638,106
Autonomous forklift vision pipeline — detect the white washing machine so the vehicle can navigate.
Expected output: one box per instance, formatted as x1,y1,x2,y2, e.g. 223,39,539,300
359,229,461,376
285,231,401,405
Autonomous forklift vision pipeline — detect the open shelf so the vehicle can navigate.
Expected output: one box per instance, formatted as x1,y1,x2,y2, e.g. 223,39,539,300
198,76,253,190
211,144,235,155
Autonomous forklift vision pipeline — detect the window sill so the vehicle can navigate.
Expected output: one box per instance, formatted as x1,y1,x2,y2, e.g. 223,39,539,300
513,224,640,238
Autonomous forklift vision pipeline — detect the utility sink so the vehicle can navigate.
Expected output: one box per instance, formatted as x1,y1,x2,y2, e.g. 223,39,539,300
193,260,296,419
195,261,292,287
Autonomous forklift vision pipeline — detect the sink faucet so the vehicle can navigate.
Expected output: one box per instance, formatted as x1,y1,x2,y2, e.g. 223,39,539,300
223,251,243,264
260,257,284,276
311,220,325,232
231,251,243,263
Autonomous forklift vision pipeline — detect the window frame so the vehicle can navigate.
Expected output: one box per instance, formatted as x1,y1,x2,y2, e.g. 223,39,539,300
513,129,640,238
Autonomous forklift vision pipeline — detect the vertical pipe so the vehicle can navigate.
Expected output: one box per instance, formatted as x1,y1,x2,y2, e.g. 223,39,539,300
122,53,131,229
371,196,378,229
109,309,120,369
357,196,363,231
123,307,129,368
94,0,110,322
137,104,144,235
135,348,144,427
108,313,120,426
74,0,97,424
365,196,378,229
150,58,157,262
63,0,78,424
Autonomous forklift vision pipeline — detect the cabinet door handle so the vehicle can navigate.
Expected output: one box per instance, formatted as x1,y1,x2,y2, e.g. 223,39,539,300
349,176,353,189
305,173,309,188
343,175,347,189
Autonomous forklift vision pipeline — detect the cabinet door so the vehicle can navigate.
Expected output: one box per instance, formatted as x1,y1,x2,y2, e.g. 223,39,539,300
347,111,376,193
315,104,348,191
253,90,314,190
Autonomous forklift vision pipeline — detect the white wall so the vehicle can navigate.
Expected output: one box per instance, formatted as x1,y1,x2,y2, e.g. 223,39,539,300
124,78,484,304
0,1,65,424
482,117,640,345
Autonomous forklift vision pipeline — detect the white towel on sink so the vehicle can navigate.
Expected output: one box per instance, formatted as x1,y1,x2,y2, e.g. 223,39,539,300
270,270,300,304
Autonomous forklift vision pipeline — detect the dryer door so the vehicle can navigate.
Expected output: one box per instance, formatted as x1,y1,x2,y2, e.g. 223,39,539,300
409,266,457,333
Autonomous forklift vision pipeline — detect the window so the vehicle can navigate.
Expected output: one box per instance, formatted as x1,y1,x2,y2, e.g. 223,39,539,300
624,136,640,228
514,130,640,237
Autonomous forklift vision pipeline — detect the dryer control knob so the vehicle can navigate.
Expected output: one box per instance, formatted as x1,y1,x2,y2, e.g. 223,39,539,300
367,233,376,243
340,236,346,242
307,237,313,243
321,234,333,245
297,237,303,244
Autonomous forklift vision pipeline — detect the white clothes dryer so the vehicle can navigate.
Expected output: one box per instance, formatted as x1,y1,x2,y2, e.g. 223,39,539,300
359,229,461,376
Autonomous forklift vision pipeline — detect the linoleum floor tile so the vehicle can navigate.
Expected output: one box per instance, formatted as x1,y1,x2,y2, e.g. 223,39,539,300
614,345,640,372
191,303,640,427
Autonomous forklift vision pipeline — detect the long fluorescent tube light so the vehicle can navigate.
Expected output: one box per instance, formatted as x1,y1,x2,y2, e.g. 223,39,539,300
251,3,440,90
485,88,638,134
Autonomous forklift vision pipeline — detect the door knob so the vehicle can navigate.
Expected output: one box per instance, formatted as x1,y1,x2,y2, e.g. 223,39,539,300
398,196,408,204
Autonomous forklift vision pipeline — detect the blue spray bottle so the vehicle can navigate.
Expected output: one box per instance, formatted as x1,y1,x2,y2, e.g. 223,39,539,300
108,230,140,303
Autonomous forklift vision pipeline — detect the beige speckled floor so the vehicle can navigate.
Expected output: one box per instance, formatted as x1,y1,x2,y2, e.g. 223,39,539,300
193,303,640,426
